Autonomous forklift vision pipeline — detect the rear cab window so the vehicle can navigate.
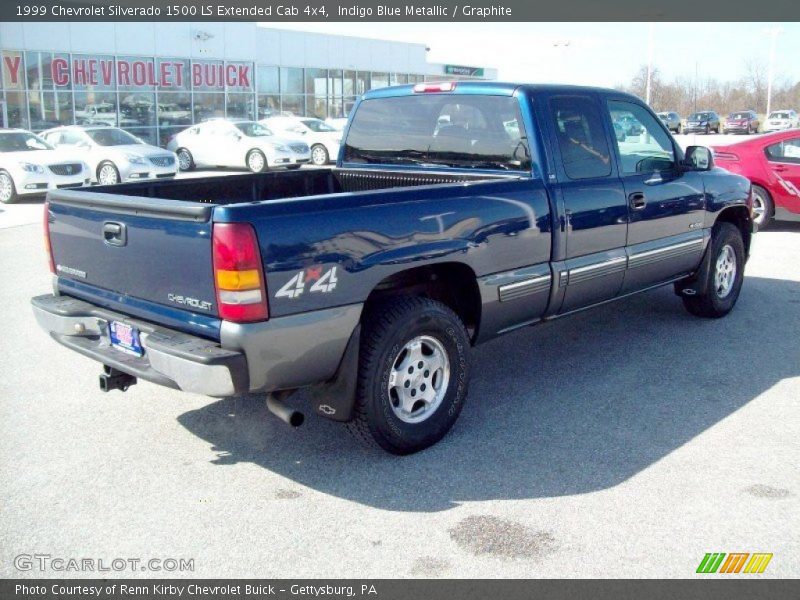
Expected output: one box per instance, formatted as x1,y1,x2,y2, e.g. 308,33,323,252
343,93,532,173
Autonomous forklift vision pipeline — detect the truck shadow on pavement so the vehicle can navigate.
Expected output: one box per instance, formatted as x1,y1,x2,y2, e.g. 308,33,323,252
177,275,800,512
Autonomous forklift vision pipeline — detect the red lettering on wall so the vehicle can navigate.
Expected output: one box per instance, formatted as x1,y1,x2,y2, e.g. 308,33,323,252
225,64,237,87
73,60,87,86
117,61,130,86
237,65,250,88
132,61,146,86
146,61,156,86
173,62,184,87
3,55,21,85
100,60,113,86
87,59,98,85
158,62,172,87
51,58,69,86
192,63,202,87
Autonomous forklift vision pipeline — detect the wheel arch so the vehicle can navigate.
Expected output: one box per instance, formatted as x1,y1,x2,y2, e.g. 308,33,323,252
363,262,481,343
715,205,752,256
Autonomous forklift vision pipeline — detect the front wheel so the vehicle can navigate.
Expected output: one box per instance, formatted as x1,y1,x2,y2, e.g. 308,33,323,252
682,222,745,318
347,297,471,455
676,123,682,134
97,162,120,185
176,148,195,171
310,144,329,166
246,149,268,173
751,184,774,229
0,171,18,204
705,124,710,135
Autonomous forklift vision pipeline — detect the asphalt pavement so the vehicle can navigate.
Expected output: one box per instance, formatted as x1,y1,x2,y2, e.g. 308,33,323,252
0,172,798,578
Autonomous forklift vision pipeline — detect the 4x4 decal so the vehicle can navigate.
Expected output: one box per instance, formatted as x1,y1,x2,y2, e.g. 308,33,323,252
275,266,338,299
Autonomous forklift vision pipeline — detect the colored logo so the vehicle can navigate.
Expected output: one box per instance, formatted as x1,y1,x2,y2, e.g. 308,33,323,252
696,553,772,574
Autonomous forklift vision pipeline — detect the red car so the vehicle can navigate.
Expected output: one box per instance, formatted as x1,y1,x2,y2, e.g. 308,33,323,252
712,130,800,227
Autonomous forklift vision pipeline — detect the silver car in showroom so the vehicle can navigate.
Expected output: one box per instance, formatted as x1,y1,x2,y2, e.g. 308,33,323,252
166,119,311,172
40,126,177,185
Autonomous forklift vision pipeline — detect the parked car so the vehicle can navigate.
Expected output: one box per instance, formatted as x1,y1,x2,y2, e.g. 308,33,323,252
763,110,799,133
657,111,682,133
612,121,627,142
712,130,800,227
724,110,760,135
261,117,342,166
166,119,311,172
684,111,721,134
32,82,752,455
615,114,643,136
0,128,89,203
41,126,177,185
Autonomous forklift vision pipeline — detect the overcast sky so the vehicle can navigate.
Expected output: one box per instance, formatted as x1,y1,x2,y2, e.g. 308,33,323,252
260,22,798,88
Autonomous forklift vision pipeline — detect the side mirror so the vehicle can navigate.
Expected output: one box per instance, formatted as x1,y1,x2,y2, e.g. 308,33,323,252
683,146,714,171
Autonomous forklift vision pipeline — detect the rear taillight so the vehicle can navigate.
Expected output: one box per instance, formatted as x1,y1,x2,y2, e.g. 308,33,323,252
212,223,268,322
43,201,55,274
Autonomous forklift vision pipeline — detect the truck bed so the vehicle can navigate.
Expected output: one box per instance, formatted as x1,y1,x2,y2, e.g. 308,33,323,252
88,168,507,205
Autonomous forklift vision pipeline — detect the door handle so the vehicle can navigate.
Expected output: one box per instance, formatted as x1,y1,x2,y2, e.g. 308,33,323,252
773,164,788,172
628,192,646,210
103,221,127,246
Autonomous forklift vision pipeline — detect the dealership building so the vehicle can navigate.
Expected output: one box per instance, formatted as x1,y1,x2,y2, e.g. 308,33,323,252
0,22,496,146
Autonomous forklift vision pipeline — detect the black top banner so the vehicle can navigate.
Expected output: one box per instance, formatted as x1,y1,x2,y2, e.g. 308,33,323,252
3,0,800,21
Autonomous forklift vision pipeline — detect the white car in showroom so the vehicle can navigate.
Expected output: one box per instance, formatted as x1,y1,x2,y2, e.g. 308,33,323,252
763,110,799,132
0,128,89,203
166,119,311,172
261,116,342,166
41,126,177,185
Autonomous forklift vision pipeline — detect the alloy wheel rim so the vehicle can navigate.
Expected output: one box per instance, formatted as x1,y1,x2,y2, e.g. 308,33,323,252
178,151,191,170
714,244,737,299
752,193,767,225
99,165,118,184
248,151,264,172
0,175,12,201
387,335,450,424
312,147,327,165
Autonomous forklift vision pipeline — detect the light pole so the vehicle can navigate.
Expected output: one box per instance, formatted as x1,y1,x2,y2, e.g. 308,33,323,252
646,23,654,105
765,26,783,118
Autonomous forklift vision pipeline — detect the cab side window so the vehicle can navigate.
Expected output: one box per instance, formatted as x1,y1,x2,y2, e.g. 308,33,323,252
608,100,675,175
550,96,611,180
765,138,800,164
59,131,86,146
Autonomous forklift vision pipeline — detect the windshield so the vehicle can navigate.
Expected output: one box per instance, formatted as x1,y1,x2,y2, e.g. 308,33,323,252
770,112,791,119
689,113,711,120
302,119,337,133
86,128,142,146
344,95,531,172
235,122,273,137
0,131,53,152
729,112,749,119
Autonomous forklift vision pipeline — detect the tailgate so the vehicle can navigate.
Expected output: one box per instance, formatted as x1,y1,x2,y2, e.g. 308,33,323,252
47,189,218,321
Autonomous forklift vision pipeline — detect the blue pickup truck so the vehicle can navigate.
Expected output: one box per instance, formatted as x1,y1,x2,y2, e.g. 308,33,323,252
32,82,753,454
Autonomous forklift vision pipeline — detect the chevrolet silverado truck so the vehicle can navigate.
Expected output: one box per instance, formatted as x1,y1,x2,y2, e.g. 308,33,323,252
32,82,754,454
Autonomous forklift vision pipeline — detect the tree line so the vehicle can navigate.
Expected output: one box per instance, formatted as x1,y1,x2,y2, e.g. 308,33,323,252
618,64,800,117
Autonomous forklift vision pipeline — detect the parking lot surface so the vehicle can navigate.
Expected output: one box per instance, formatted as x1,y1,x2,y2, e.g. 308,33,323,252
1,172,798,578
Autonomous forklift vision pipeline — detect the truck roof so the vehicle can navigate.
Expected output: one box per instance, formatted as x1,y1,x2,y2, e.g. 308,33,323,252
362,81,645,104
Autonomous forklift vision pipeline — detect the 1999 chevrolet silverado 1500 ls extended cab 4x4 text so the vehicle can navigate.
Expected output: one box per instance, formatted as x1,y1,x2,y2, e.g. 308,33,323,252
32,82,754,454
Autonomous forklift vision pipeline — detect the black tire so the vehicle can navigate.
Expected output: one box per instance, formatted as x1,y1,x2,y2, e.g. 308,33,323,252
676,123,682,134
682,222,745,319
0,171,18,204
246,149,268,173
715,124,721,133
751,184,774,229
96,161,120,185
310,144,329,166
347,296,471,455
705,124,710,135
176,148,195,171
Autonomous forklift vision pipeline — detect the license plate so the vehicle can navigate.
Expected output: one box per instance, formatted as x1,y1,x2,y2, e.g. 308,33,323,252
108,321,144,357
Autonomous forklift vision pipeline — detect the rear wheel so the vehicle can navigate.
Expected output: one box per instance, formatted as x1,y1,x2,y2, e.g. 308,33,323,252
97,162,120,185
676,123,682,134
0,171,17,204
310,144,329,166
682,222,745,318
705,124,710,135
347,296,471,455
246,149,268,173
750,184,773,229
176,148,195,171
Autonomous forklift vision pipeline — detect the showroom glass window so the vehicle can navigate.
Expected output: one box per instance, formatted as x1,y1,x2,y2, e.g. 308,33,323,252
225,61,254,120
117,56,156,132
25,51,73,131
2,50,29,128
156,57,192,146
72,54,118,129
257,65,280,118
